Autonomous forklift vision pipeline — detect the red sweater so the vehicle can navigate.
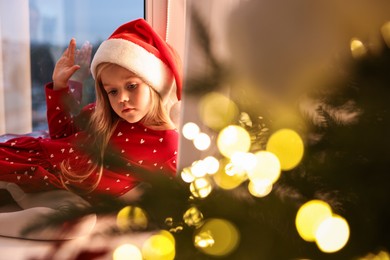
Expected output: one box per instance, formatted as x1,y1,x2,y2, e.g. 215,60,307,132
0,82,178,199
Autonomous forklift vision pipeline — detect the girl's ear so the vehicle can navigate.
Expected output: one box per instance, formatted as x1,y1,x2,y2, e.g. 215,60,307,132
169,101,181,129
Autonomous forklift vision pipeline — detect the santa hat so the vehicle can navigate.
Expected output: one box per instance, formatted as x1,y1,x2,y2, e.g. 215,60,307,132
91,19,182,105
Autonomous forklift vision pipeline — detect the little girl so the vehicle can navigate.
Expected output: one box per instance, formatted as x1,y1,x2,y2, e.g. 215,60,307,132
0,19,182,239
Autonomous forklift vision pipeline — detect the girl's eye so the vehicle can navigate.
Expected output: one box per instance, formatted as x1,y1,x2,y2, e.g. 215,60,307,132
127,83,138,90
107,90,117,96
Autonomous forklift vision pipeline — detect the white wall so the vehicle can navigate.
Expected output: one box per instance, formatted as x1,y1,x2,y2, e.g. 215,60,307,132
0,0,32,134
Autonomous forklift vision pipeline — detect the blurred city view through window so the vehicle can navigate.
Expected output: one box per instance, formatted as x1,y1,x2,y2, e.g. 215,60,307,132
29,0,144,130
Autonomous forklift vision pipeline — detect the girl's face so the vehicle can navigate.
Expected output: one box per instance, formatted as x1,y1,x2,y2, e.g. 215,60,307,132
100,64,151,123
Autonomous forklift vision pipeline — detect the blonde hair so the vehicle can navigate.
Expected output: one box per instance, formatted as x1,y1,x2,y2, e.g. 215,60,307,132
60,62,173,194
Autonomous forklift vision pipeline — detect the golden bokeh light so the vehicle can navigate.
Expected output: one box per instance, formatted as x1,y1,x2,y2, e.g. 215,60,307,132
315,215,350,253
247,151,281,184
194,218,240,257
182,122,200,140
142,232,176,260
181,167,195,183
183,206,204,227
359,250,390,260
231,152,257,172
266,129,304,171
195,230,215,248
295,200,333,242
224,162,245,177
191,160,208,178
213,159,247,190
217,125,251,158
381,21,390,48
190,178,212,198
116,206,148,231
193,132,211,151
350,38,367,59
113,244,142,260
199,92,239,130
248,179,273,198
203,156,220,174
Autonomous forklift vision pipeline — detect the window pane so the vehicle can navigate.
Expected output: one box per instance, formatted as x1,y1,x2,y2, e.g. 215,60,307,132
30,0,144,130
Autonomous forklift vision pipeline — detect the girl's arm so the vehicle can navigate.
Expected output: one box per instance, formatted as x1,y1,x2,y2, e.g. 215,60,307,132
47,39,92,139
161,155,178,177
46,81,84,139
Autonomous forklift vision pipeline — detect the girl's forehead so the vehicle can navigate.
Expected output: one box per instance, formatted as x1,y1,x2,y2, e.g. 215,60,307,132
100,64,143,82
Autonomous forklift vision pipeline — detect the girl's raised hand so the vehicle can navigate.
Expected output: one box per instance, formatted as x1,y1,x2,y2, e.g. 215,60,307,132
71,41,93,83
52,38,81,90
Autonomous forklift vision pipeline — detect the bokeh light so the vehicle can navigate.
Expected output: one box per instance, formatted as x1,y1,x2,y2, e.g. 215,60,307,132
248,179,273,198
199,92,239,130
195,231,215,248
116,206,148,231
315,215,350,253
266,129,304,171
247,151,281,184
183,206,204,227
113,244,142,260
190,178,212,198
181,167,195,183
193,132,211,151
359,250,390,260
191,160,208,178
213,159,247,190
295,200,333,242
350,38,367,59
382,21,390,48
203,156,220,174
182,122,200,140
194,218,240,257
231,152,257,172
224,162,245,177
142,232,176,260
217,125,251,158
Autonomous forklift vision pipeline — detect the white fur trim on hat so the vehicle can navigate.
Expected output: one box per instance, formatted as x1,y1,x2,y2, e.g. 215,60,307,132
91,38,174,101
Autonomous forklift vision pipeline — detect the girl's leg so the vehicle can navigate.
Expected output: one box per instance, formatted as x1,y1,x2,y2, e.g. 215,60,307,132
5,182,91,210
0,182,96,240
0,207,96,240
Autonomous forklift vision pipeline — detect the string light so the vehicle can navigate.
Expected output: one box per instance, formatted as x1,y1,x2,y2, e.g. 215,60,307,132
181,167,195,183
381,21,390,48
116,206,148,231
315,215,350,253
195,231,215,248
217,125,251,158
183,206,204,227
350,38,367,59
113,244,142,260
182,122,200,140
190,178,212,198
295,200,333,242
224,162,245,177
142,231,176,260
248,179,273,198
230,152,257,172
191,160,208,178
194,218,240,257
247,151,281,184
203,156,220,174
213,159,247,190
199,92,239,130
266,129,304,171
193,132,211,151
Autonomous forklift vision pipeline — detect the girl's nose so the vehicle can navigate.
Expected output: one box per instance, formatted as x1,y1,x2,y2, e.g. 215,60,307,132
119,93,130,103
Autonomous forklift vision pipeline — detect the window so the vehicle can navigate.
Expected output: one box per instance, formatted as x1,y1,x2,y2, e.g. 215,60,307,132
29,0,145,130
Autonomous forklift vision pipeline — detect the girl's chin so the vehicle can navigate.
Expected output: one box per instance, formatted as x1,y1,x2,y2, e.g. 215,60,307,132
120,115,144,124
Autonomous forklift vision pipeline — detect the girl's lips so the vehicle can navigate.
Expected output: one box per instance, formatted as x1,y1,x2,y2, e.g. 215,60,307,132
122,108,135,113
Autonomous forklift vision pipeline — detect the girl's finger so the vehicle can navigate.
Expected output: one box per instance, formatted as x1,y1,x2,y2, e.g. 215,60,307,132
68,38,77,58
